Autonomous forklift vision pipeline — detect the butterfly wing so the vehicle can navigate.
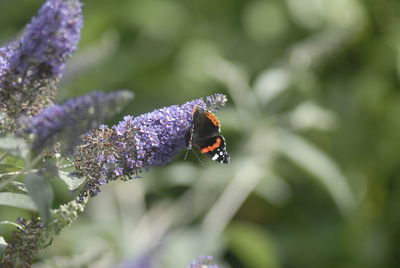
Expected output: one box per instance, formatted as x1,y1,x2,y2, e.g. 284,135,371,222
192,106,221,139
194,135,230,164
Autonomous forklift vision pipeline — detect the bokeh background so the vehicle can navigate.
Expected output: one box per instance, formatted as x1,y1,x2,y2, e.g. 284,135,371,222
1,0,400,267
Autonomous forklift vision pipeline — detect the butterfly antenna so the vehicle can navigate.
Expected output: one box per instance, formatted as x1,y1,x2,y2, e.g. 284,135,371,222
192,149,204,166
184,149,190,160
184,148,204,165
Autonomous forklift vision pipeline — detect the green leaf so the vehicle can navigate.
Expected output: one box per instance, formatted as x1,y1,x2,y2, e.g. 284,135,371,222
0,135,29,158
25,174,54,223
1,153,24,172
58,171,85,191
0,163,18,169
0,192,37,211
0,163,20,174
227,223,280,268
275,129,356,215
6,181,28,193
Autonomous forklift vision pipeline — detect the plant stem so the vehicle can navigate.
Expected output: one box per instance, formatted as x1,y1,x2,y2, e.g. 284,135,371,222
0,163,73,178
0,153,45,191
0,151,10,162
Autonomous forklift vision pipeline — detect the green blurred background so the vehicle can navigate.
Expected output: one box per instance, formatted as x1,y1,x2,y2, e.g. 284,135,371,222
2,0,400,267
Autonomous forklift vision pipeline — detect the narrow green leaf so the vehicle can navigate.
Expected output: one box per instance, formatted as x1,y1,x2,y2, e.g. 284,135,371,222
275,129,356,215
25,174,54,223
0,192,37,211
0,135,29,158
58,171,85,191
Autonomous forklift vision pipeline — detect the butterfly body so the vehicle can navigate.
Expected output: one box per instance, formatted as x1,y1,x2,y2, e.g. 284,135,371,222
186,105,230,164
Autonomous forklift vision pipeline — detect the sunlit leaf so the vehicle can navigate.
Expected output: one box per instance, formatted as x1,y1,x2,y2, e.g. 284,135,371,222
253,68,291,107
25,174,54,223
0,236,7,256
0,192,37,211
289,101,338,131
0,135,29,158
254,171,291,206
58,171,85,191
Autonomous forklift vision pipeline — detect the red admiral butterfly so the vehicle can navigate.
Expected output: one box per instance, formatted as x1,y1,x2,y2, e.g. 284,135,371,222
186,105,230,164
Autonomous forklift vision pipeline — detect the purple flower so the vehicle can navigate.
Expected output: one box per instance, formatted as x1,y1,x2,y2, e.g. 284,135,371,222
0,42,20,83
0,0,83,132
114,167,124,176
75,94,227,197
98,178,106,186
189,256,220,268
9,0,83,79
21,90,134,154
99,124,108,131
205,94,227,113
107,155,117,164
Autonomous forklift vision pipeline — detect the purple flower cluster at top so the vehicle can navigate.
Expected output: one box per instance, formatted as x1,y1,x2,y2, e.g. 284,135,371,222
22,90,134,154
8,0,83,79
188,256,220,268
75,94,227,197
0,0,83,132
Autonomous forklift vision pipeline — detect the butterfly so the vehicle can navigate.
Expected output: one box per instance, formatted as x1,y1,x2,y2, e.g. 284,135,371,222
186,105,230,163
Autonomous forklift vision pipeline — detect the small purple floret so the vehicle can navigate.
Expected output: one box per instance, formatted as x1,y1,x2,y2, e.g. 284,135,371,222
98,178,106,186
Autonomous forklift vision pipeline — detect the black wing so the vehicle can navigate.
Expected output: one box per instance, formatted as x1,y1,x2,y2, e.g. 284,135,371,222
192,106,221,140
195,135,230,164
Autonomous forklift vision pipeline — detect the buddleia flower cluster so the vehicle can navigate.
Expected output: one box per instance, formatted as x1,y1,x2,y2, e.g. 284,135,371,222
0,0,83,133
1,217,46,267
20,90,134,155
0,198,88,268
0,0,133,266
74,94,227,197
0,0,229,266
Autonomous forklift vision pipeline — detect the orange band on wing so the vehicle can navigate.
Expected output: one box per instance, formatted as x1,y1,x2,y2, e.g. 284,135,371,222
205,111,220,126
201,137,221,153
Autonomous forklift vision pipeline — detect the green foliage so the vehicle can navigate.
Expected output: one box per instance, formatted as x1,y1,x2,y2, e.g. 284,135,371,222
227,223,280,268
25,174,54,224
2,0,400,267
0,135,29,159
58,171,85,191
0,193,37,212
